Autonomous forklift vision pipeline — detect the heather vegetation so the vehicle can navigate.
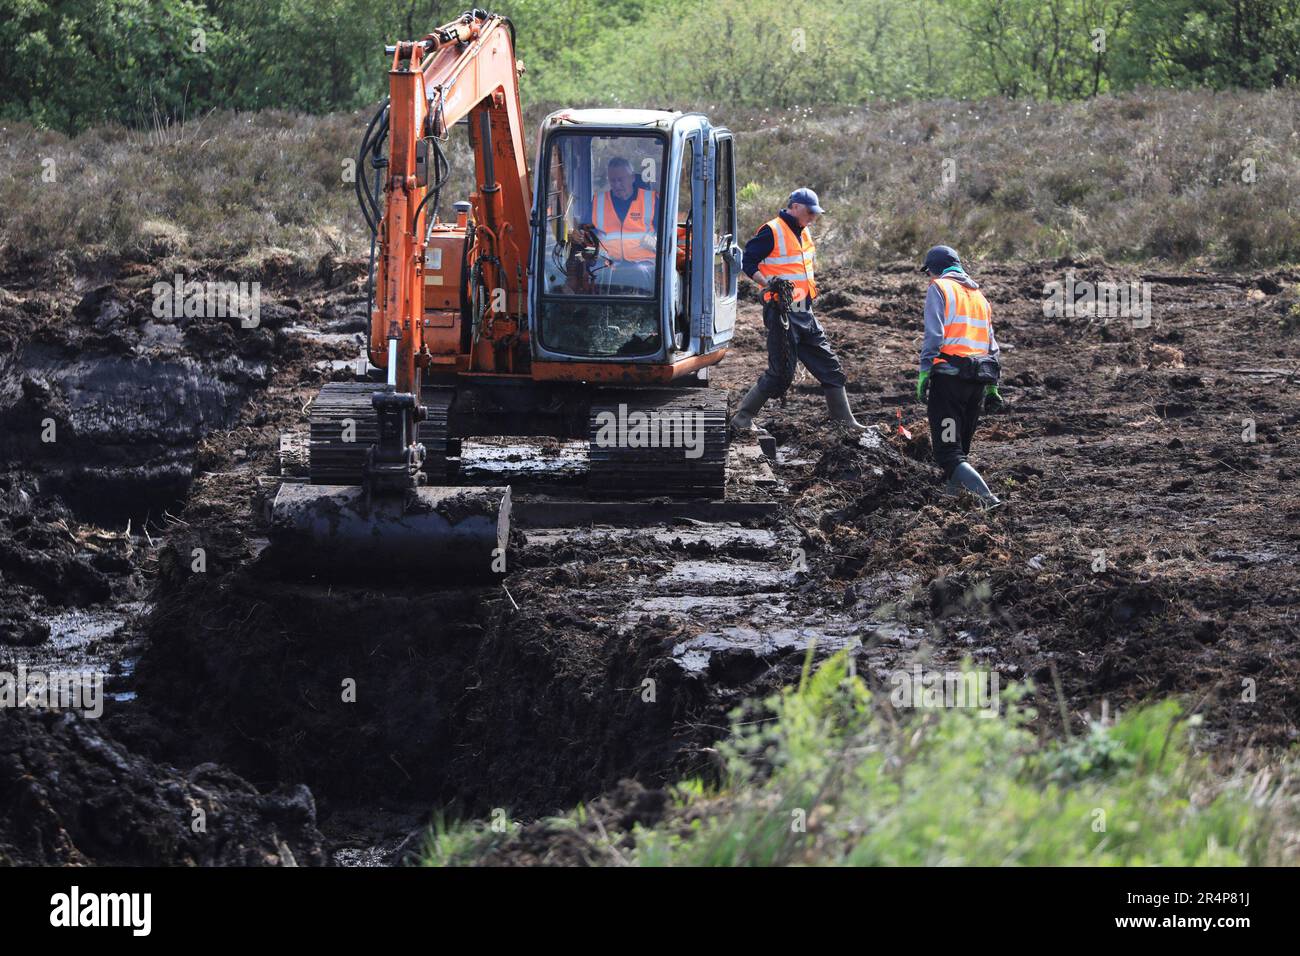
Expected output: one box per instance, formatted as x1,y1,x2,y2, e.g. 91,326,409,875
4,88,1297,273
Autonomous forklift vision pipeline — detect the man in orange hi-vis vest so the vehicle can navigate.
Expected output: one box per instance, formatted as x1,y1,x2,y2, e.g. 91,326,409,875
590,157,658,267
917,245,1003,509
730,188,866,434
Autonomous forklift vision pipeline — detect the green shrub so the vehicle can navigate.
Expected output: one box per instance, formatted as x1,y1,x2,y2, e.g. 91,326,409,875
423,653,1298,866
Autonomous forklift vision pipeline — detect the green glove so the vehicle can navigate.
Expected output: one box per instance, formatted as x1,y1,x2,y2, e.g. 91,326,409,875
916,370,930,402
983,384,1004,412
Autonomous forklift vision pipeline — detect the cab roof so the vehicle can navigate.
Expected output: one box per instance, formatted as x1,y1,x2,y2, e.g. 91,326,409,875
543,108,687,128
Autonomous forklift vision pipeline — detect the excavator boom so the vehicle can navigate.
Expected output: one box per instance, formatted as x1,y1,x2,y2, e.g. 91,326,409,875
372,11,531,385
270,11,527,581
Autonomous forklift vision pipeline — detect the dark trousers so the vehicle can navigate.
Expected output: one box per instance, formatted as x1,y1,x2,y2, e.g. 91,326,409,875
754,301,847,399
927,373,984,478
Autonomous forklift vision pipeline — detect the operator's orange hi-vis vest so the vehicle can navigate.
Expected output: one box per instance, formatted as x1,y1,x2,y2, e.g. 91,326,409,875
930,276,993,365
756,216,817,303
593,188,656,262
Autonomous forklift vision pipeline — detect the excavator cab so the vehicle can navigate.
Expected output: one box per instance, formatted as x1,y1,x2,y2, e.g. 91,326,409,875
531,110,740,374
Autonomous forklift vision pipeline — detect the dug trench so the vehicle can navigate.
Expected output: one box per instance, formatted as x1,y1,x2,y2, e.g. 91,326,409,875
3,253,1299,864
0,253,366,864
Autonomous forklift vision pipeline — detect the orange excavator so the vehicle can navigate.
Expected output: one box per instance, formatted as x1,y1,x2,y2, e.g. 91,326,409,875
270,8,740,579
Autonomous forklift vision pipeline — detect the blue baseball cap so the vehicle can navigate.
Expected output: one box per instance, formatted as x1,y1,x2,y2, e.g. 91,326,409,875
787,187,825,214
923,245,962,274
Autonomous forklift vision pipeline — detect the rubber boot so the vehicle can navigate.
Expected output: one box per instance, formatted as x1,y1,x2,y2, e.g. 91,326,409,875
824,386,867,430
730,383,768,435
945,461,1002,509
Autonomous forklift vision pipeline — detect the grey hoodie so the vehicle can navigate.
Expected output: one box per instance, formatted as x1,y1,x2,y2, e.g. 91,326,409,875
919,269,999,374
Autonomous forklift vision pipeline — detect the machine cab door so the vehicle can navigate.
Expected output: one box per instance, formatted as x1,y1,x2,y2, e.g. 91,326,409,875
707,129,739,349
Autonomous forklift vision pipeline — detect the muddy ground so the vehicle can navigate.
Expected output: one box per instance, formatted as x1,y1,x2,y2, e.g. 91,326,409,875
1,252,1297,865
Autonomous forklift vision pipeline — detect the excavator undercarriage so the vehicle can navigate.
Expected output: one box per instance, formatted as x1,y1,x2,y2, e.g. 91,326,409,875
296,380,729,497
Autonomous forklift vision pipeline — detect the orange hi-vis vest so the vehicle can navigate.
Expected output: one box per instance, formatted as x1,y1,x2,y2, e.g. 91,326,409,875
931,275,993,366
593,188,656,262
756,215,817,303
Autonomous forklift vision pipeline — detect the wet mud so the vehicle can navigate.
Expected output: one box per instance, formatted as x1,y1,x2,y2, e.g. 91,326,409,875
2,253,1297,864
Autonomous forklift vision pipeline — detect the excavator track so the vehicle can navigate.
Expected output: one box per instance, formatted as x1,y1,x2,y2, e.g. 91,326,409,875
308,381,453,485
587,388,728,499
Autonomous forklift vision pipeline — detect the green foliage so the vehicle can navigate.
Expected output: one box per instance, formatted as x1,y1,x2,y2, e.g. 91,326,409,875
956,0,1130,98
417,810,515,866
424,654,1298,866
4,1,1300,133
207,0,392,115
0,0,228,131
1115,0,1300,89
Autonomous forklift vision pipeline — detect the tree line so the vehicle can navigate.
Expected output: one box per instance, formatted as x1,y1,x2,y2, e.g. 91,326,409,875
2,0,1298,132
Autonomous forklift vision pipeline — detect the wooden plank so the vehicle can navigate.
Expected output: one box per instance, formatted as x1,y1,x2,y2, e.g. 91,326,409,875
512,497,779,527
728,443,777,487
277,431,309,478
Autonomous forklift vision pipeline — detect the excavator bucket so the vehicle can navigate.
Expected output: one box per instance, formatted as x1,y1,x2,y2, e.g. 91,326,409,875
268,483,510,582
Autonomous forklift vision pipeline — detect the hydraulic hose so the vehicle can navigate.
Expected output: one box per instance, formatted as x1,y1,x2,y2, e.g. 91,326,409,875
411,136,450,238
356,99,390,319
355,98,389,234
